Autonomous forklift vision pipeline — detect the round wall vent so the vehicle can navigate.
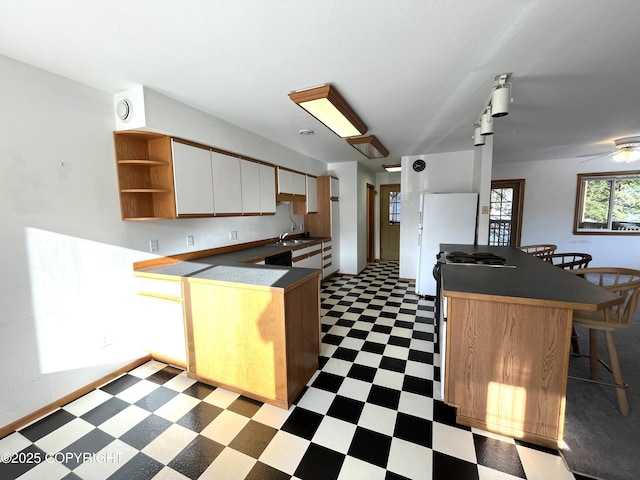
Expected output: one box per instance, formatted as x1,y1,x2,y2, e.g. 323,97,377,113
116,98,132,121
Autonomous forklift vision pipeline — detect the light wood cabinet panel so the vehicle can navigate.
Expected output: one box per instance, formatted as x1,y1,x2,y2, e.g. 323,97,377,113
240,159,261,214
114,131,176,220
444,296,573,448
211,151,242,214
259,164,276,214
172,140,214,215
184,273,321,409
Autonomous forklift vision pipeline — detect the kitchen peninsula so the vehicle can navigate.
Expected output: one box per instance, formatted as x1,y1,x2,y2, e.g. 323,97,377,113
134,238,326,409
439,244,621,448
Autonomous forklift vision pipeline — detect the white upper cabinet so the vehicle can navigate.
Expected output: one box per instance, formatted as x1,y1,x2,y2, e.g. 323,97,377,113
211,151,242,214
293,172,306,195
277,168,294,194
172,140,214,215
240,159,261,214
330,176,339,198
259,164,276,214
306,176,318,213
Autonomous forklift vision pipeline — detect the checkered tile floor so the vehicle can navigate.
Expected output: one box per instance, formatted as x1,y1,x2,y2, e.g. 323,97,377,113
0,262,580,479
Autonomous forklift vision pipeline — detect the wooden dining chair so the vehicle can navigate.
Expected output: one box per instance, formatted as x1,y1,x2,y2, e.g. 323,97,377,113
518,244,557,257
545,253,593,353
569,267,640,416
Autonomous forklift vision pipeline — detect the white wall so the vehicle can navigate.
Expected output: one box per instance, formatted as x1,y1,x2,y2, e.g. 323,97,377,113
399,151,476,279
492,156,640,270
0,55,326,429
328,162,358,274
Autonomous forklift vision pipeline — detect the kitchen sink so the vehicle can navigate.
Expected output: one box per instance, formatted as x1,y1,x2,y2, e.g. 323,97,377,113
272,239,312,247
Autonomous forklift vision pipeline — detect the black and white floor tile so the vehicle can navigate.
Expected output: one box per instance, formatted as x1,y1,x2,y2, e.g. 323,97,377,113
0,262,579,479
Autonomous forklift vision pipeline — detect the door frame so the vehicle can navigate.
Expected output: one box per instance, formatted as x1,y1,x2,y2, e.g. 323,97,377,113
367,183,375,263
379,183,401,261
490,179,525,247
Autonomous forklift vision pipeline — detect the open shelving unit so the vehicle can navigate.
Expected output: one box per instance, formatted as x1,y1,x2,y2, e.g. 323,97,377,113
114,131,177,220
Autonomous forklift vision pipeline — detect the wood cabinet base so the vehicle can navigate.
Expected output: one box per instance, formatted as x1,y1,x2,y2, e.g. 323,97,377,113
445,297,573,449
184,273,321,409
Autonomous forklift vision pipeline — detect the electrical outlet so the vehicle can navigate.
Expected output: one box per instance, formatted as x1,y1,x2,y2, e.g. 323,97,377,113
229,230,237,240
290,223,296,231
187,235,194,246
149,239,159,252
100,335,112,348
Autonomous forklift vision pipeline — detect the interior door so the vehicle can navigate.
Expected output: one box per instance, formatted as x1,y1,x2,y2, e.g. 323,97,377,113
380,184,401,261
489,179,525,246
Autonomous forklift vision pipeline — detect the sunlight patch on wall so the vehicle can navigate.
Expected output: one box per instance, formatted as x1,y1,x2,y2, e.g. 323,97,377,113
26,227,145,373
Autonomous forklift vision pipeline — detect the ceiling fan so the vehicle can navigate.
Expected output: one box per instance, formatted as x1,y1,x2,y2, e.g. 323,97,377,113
579,136,640,163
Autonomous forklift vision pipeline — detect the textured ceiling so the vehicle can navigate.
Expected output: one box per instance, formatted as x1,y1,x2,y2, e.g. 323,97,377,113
2,0,639,171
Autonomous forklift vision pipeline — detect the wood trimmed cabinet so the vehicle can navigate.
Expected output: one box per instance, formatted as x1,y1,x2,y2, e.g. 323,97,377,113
114,131,279,220
183,272,321,409
114,131,176,220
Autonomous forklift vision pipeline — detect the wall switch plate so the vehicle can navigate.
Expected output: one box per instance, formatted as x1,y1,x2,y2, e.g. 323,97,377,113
187,235,194,246
229,231,237,240
149,239,159,252
100,335,112,348
481,205,489,215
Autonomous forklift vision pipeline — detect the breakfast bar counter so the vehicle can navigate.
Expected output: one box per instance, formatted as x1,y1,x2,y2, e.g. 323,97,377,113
438,244,621,448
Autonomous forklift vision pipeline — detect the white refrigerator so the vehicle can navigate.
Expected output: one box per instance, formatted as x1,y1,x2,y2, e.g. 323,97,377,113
415,192,479,296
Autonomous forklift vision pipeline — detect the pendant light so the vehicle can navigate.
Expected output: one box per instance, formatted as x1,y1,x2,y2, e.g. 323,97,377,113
480,106,494,135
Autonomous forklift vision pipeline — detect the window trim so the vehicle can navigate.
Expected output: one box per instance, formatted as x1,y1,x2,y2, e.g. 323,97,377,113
573,169,640,235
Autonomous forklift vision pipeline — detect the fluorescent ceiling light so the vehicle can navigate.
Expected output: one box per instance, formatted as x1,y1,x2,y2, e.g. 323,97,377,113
383,163,401,172
289,84,367,138
347,135,389,159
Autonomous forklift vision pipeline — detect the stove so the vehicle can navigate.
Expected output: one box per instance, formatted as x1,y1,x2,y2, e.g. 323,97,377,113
442,251,516,268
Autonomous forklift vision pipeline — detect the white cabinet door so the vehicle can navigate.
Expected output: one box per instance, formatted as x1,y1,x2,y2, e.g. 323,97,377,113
211,151,242,214
241,159,261,214
259,164,276,214
330,176,339,198
134,275,186,363
277,168,293,194
306,176,318,213
172,140,214,215
293,172,307,195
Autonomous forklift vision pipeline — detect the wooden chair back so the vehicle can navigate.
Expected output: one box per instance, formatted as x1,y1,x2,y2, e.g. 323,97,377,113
518,244,557,257
570,267,640,327
543,253,592,270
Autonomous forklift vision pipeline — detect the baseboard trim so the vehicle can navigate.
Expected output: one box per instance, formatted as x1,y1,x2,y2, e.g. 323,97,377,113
0,355,152,440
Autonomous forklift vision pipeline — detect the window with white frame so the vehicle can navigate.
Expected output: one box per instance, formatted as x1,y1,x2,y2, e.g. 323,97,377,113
574,171,640,234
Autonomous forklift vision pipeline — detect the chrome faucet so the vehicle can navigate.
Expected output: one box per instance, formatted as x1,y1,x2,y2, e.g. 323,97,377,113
278,232,289,241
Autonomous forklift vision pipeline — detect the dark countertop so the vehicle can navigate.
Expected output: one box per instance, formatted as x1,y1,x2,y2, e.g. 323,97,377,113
135,237,329,289
440,244,621,310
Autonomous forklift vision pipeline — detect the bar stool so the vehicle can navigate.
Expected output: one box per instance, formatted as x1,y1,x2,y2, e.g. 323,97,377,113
518,244,557,258
569,267,640,416
544,253,593,353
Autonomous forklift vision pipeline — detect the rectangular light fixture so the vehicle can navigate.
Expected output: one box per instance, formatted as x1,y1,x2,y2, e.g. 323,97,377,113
383,163,401,172
288,84,367,138
347,135,389,159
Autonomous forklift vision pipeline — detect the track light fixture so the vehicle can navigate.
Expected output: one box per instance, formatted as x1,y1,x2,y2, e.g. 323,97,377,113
474,73,513,146
473,123,485,146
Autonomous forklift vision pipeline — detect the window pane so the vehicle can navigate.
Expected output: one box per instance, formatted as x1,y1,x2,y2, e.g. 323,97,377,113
389,191,401,224
581,179,611,225
612,178,640,223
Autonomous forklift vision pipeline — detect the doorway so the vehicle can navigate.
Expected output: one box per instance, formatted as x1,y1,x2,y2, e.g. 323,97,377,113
489,179,525,246
380,183,401,261
367,183,375,263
